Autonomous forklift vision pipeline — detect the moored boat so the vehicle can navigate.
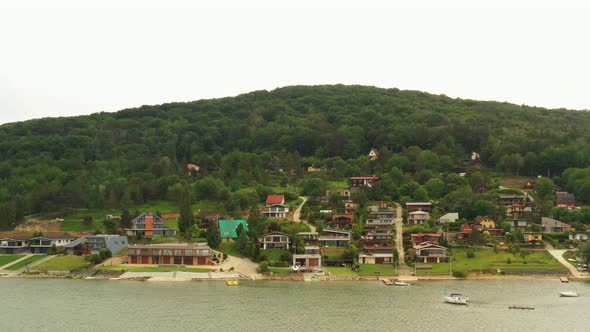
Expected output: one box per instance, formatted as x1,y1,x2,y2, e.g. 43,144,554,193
394,281,410,286
444,293,468,305
559,291,579,297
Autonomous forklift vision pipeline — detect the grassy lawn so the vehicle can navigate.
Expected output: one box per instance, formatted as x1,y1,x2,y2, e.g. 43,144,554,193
217,242,243,258
114,248,128,257
99,265,211,272
269,267,292,274
416,248,566,275
563,250,579,265
259,248,289,262
324,267,355,275
5,255,46,270
0,255,26,268
327,180,348,190
34,255,90,271
164,218,178,230
357,264,396,275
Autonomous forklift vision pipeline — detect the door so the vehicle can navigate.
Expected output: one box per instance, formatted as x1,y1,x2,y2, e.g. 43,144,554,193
130,256,137,264
141,256,149,264
197,257,206,265
174,256,182,265
309,258,319,266
184,257,193,265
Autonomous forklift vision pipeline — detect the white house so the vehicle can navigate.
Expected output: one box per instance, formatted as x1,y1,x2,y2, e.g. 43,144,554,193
438,212,459,223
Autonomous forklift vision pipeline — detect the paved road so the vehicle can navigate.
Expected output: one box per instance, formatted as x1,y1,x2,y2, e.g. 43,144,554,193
545,242,587,278
293,196,315,232
393,202,405,265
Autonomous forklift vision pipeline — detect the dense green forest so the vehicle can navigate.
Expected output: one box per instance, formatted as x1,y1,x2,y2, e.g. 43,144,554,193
2,85,590,230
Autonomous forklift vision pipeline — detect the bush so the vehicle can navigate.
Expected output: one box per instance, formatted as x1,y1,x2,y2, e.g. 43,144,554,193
466,248,475,258
452,270,466,278
506,257,511,264
258,261,270,273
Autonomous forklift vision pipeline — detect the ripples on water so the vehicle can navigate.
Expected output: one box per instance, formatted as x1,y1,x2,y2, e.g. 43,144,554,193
1,279,589,331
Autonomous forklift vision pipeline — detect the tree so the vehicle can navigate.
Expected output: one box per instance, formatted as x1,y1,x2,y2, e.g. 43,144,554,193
120,209,132,229
425,178,445,199
103,219,117,234
207,221,221,249
577,242,590,263
236,230,250,256
178,182,194,240
535,178,555,201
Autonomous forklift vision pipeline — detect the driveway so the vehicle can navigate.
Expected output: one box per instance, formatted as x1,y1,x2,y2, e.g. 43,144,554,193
293,196,315,232
545,244,587,278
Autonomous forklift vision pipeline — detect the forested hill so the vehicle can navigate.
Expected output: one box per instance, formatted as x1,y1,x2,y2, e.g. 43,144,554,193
2,84,590,229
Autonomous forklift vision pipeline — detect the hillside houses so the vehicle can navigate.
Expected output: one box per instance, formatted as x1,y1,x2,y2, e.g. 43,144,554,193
262,195,290,219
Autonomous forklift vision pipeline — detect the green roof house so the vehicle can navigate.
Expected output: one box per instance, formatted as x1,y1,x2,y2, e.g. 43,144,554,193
218,220,249,239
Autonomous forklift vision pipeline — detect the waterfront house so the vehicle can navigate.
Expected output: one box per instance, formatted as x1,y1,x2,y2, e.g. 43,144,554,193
506,219,530,232
331,214,354,228
438,212,459,223
569,233,589,241
473,216,496,230
126,213,176,237
406,202,432,213
0,237,29,254
128,243,212,265
218,219,249,241
414,242,448,263
259,231,290,250
541,217,571,233
28,236,76,253
523,232,543,243
325,188,351,201
318,228,351,247
410,233,441,245
262,195,289,219
358,246,394,264
363,228,394,247
505,204,524,218
298,232,319,245
556,192,576,208
344,201,357,214
408,210,430,225
455,223,473,242
497,194,526,206
368,148,379,161
293,246,322,267
350,176,380,189
368,201,395,221
64,235,128,255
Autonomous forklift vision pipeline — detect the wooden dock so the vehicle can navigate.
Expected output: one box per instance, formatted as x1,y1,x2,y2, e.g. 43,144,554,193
560,277,569,283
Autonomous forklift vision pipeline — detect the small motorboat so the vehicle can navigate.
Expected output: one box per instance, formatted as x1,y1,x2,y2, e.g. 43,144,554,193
559,291,579,297
394,281,410,286
444,293,468,305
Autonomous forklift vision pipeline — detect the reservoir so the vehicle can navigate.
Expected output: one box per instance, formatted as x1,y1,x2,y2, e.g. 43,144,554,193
1,278,589,331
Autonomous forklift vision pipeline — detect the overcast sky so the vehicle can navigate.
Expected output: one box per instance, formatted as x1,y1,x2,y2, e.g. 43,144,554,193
1,0,589,124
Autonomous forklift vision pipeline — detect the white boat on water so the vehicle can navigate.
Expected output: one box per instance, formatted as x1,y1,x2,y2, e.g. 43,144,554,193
444,293,468,305
559,291,580,297
394,281,410,286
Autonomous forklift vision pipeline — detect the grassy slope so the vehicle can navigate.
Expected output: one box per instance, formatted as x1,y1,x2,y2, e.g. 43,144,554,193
33,255,89,271
217,242,243,258
5,255,46,270
416,248,566,275
0,255,25,268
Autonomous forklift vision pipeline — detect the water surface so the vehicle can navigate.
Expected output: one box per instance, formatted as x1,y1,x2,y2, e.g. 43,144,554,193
1,278,588,331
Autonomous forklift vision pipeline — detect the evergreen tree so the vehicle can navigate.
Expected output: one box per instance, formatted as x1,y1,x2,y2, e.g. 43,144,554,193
207,221,221,249
236,231,250,256
178,182,194,240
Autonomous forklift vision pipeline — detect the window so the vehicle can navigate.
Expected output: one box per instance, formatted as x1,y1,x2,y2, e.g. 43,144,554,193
163,249,172,256
174,250,181,256
185,250,193,256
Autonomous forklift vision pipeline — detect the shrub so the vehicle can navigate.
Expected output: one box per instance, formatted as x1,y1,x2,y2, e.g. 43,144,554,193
453,270,466,278
466,248,475,258
258,261,270,273
506,257,511,264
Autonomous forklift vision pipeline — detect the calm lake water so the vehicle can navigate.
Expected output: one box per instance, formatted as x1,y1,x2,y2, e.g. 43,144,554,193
1,278,589,331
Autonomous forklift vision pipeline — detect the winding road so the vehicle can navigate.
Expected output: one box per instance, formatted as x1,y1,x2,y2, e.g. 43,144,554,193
293,196,315,232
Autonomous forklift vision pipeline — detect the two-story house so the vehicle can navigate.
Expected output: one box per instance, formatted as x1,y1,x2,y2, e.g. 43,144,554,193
126,213,177,237
350,176,380,189
414,242,448,263
262,195,290,219
541,217,571,233
293,246,322,268
408,210,431,225
259,231,290,250
0,237,29,254
29,235,76,253
318,228,351,247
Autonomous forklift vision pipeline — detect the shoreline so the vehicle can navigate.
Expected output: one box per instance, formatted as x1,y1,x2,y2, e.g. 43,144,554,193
2,270,587,282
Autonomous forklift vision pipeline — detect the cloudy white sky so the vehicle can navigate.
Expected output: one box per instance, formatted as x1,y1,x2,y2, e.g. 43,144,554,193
1,0,589,124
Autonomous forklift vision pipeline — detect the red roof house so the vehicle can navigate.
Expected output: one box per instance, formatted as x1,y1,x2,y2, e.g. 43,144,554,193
266,195,285,206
